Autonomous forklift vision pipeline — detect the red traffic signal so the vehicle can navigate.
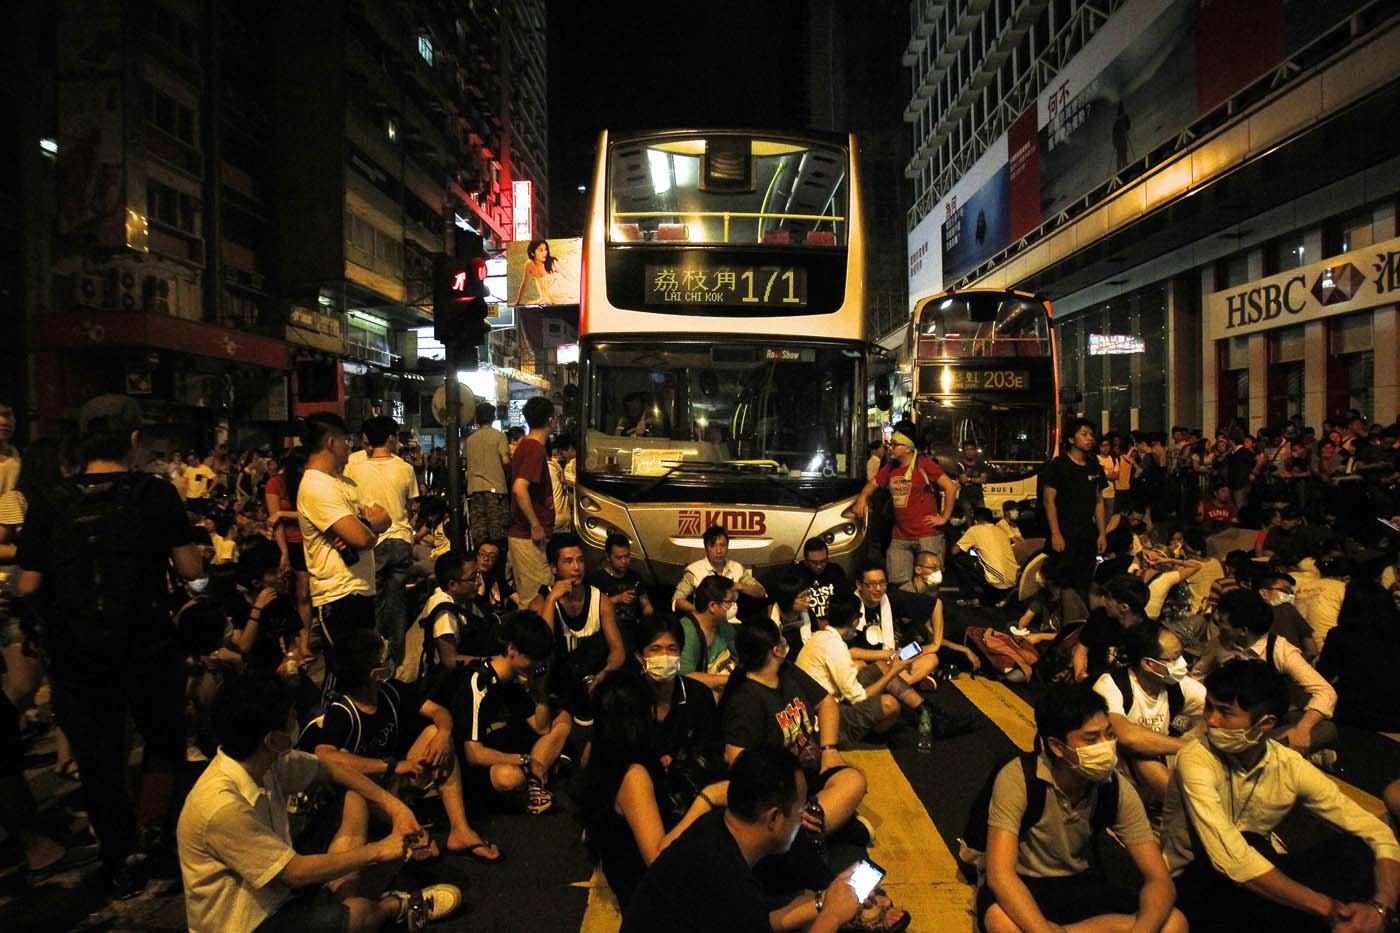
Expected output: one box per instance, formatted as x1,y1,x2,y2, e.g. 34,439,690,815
434,256,491,344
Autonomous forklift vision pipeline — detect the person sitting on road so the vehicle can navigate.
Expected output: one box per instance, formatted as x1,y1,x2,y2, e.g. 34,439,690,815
1073,574,1151,682
442,611,572,816
672,524,766,621
582,669,730,909
792,536,850,625
632,614,723,770
949,507,1020,607
302,629,501,865
1092,624,1205,806
853,563,961,701
1191,588,1339,764
768,566,815,655
1161,659,1400,932
587,532,654,651
177,671,461,933
677,574,740,697
795,593,910,747
980,684,1186,933
1255,570,1317,661
406,550,498,681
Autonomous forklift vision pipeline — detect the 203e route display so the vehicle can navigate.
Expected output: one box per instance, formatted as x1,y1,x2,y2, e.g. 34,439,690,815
918,366,1029,392
645,263,808,308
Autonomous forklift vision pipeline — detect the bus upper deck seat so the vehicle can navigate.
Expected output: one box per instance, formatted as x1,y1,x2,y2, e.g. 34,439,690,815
806,231,836,246
656,223,690,241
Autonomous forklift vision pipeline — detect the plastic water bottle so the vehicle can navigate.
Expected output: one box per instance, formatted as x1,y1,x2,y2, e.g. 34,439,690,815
917,708,934,753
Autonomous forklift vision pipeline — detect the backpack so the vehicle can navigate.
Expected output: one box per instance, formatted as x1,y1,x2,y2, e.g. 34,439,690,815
965,626,1039,680
298,682,401,755
1109,667,1188,736
957,751,1120,883
1037,622,1086,684
44,473,155,665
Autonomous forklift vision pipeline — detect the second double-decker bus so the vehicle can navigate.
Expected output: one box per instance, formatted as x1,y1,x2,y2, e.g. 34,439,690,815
574,129,868,586
908,288,1059,514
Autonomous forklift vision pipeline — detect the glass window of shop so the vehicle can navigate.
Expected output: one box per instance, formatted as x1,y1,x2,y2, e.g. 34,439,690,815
1328,313,1374,421
1267,325,1305,426
1054,282,1168,436
1325,208,1376,257
1218,336,1250,431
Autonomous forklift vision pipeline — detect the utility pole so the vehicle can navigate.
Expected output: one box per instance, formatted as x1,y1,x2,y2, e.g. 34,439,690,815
434,233,490,553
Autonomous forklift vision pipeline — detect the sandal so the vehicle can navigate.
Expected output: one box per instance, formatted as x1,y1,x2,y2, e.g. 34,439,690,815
56,759,81,782
840,887,910,932
525,775,553,815
447,840,503,864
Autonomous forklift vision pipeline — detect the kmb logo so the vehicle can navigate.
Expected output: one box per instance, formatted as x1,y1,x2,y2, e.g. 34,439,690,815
677,509,767,537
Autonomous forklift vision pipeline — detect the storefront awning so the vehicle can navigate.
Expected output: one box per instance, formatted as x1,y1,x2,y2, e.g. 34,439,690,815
34,312,291,370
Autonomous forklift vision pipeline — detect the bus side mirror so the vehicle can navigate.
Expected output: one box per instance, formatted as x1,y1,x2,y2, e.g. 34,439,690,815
875,376,892,412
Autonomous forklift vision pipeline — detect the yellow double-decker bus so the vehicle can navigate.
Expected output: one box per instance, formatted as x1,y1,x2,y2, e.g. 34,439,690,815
574,129,868,585
909,289,1060,514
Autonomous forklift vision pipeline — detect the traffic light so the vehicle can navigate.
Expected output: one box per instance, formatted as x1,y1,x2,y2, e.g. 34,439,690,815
433,252,491,346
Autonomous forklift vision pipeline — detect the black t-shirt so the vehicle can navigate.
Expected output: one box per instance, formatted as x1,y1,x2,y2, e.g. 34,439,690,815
1078,608,1138,678
794,562,850,622
651,674,721,764
588,567,647,635
317,680,422,759
443,659,536,745
621,810,770,933
18,471,193,669
721,662,829,774
1040,454,1104,533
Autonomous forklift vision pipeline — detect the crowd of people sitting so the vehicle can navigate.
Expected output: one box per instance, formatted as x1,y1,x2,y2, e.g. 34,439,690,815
2,393,1400,931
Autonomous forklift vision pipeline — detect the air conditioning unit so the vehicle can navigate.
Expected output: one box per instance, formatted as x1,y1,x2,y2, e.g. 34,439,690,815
142,275,173,314
71,271,104,308
104,267,141,310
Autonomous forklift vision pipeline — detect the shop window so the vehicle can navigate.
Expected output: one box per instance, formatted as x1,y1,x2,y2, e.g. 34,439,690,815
1328,314,1374,420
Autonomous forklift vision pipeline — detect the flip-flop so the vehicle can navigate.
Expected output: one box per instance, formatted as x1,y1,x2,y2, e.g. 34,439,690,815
446,840,504,864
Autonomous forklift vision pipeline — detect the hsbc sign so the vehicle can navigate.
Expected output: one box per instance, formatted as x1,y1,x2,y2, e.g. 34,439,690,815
677,508,768,537
1207,234,1400,341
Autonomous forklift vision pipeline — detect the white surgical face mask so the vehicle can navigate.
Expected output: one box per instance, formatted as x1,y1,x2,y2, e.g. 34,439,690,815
188,576,210,595
1270,591,1295,605
266,722,300,756
1207,724,1265,755
918,570,944,586
1060,738,1118,782
1144,656,1188,683
642,654,681,683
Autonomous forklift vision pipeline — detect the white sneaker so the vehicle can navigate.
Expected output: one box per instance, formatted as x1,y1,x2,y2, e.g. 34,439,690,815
1307,749,1339,773
390,883,462,930
185,743,209,763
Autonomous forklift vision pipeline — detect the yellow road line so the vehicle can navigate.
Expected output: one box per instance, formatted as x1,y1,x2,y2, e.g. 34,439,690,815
1383,732,1400,745
576,866,621,933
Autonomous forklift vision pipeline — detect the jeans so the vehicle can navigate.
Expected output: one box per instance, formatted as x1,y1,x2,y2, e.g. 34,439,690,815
886,535,944,585
373,538,414,665
50,648,185,870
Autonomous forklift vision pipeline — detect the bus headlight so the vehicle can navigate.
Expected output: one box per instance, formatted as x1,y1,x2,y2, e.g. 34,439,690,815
581,516,619,543
821,523,858,547
577,494,601,513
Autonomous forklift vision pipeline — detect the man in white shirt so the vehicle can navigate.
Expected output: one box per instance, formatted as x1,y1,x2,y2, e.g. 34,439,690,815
796,593,911,747
1093,624,1205,804
177,672,459,932
547,434,576,533
297,413,390,669
672,524,766,621
950,507,1019,606
345,416,420,666
1161,659,1399,932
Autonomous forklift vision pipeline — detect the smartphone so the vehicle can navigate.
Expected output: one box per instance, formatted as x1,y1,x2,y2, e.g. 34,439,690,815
898,641,922,661
967,545,980,558
1094,554,1105,564
1378,517,1400,533
848,859,886,903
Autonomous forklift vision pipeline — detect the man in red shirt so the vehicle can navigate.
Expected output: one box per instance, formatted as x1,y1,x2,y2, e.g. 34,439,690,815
853,428,958,586
507,396,556,605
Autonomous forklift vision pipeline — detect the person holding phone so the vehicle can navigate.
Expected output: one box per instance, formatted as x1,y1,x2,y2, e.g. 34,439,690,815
796,594,912,747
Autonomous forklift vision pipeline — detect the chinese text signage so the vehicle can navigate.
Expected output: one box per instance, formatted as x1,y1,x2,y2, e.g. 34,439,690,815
644,264,807,309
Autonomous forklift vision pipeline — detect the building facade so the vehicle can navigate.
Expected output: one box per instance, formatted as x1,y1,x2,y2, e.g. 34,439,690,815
903,0,1400,435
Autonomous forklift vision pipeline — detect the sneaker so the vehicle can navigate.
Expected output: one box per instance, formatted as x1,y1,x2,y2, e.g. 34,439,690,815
1307,749,1340,773
389,883,463,931
525,775,554,815
853,813,877,847
107,861,148,901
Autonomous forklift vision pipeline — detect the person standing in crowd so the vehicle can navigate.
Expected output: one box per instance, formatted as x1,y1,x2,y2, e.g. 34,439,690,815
951,439,990,522
851,427,958,586
18,395,204,898
266,447,312,658
297,413,390,672
547,433,576,533
1042,417,1108,596
507,396,557,605
177,672,460,932
672,524,766,620
1097,436,1120,517
345,416,420,667
184,452,218,515
0,402,20,496
1161,660,1399,932
588,532,654,650
465,401,511,549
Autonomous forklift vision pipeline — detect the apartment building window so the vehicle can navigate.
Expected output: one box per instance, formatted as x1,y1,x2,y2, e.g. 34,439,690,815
418,35,434,66
147,180,199,236
144,82,197,146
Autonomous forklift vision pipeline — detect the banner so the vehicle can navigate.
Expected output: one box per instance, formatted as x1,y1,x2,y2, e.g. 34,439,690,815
1205,234,1400,340
939,137,1011,283
505,237,582,306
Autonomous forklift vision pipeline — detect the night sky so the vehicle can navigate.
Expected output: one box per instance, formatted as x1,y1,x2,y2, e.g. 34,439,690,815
546,0,812,235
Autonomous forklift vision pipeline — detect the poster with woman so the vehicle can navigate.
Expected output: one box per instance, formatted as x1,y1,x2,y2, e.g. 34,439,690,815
506,237,582,306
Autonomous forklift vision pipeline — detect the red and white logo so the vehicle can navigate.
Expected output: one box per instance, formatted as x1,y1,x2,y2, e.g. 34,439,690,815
677,509,767,537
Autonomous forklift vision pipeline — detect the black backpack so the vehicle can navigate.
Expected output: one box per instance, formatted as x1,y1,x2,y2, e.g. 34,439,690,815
43,473,155,664
1109,668,1188,736
957,751,1120,882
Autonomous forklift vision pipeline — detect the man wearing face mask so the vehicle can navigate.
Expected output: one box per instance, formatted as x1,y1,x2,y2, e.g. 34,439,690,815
178,671,460,932
1162,660,1400,933
1256,571,1318,661
980,685,1186,933
1093,625,1205,805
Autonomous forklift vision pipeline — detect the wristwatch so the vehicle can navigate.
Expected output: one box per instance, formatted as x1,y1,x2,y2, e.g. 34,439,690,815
518,753,533,770
382,756,397,778
814,890,825,914
1367,899,1396,926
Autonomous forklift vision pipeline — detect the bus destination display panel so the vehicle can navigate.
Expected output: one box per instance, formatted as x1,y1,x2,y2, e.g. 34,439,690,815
645,263,807,309
919,365,1031,392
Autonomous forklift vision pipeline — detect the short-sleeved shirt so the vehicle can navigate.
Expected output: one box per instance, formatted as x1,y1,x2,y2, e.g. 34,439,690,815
1040,454,1104,533
721,662,830,773
678,615,737,677
622,810,769,933
465,424,510,495
263,474,301,544
444,660,536,745
1092,669,1205,736
296,468,376,607
588,567,648,633
875,455,948,540
344,455,419,544
956,523,1019,590
177,749,322,933
650,674,720,763
186,463,218,499
508,437,554,539
1077,609,1140,678
986,753,1154,878
793,562,850,622
316,681,421,759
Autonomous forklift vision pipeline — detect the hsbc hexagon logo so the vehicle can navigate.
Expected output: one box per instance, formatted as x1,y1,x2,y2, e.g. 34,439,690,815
1311,262,1365,306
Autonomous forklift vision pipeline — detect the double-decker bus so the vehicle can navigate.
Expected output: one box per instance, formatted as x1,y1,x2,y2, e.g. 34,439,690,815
908,288,1059,514
574,129,868,586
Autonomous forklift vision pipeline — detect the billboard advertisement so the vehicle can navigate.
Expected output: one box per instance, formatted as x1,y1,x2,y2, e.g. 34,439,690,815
939,136,1011,283
505,237,582,306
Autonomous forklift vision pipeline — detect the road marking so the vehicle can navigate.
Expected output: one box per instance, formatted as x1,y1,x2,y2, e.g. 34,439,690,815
576,866,621,933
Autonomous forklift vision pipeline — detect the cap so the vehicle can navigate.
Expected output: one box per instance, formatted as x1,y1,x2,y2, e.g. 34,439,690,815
78,394,143,434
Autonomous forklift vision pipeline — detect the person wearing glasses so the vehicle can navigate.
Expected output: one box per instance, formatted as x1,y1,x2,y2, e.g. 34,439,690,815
677,575,740,697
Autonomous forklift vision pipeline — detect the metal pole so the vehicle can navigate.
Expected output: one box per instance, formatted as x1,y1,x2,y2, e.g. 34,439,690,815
444,341,466,552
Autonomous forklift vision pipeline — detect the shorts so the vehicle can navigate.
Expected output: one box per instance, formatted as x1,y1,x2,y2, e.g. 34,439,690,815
508,537,552,606
976,871,1137,926
838,664,891,747
286,541,307,573
255,887,349,933
464,723,539,801
468,492,511,546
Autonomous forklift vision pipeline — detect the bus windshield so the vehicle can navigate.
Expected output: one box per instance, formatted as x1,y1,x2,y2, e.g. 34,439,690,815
914,400,1051,480
583,341,859,479
609,135,848,246
916,293,1049,359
